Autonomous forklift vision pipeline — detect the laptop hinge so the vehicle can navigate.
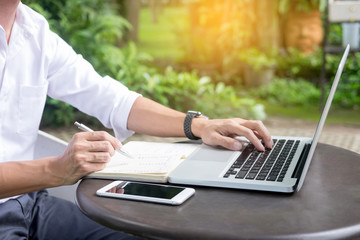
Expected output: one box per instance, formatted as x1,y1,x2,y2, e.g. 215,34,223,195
292,143,311,179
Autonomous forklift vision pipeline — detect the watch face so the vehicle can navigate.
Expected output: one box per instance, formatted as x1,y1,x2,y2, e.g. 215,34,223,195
188,110,199,115
187,110,208,119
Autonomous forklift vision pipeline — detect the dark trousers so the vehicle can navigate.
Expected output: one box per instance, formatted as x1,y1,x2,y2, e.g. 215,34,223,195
0,190,141,240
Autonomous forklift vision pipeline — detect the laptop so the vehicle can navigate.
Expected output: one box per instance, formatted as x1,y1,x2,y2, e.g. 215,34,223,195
168,45,350,193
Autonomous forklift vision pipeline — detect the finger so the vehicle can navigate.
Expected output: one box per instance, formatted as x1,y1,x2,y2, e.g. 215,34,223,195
84,152,112,163
221,136,244,151
222,123,264,151
253,130,273,149
83,131,122,150
203,121,265,151
241,120,273,149
116,188,124,194
204,133,244,151
238,127,265,151
88,141,115,156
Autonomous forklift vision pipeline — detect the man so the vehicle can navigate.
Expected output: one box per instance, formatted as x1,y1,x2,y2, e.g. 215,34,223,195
0,1,273,239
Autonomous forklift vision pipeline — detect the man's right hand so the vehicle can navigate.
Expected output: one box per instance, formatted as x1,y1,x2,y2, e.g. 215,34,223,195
48,131,121,185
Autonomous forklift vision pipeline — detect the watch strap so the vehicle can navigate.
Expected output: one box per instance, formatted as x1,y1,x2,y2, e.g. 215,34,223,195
184,111,208,140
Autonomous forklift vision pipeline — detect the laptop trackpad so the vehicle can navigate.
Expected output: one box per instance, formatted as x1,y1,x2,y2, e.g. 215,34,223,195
190,145,236,162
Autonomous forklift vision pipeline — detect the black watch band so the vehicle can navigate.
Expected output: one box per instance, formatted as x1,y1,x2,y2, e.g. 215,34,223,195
183,110,208,140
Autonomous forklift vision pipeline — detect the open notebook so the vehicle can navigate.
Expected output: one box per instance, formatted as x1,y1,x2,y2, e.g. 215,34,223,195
88,141,200,182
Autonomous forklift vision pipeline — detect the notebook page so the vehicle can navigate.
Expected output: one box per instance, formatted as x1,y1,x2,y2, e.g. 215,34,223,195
102,142,199,174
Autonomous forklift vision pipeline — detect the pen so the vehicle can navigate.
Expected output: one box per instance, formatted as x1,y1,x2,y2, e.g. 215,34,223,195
74,121,135,159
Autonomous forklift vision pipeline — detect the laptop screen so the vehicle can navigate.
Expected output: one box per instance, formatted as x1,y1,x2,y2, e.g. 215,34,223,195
296,44,350,192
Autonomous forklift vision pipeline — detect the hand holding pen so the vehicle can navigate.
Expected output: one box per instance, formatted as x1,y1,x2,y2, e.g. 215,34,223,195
74,122,135,159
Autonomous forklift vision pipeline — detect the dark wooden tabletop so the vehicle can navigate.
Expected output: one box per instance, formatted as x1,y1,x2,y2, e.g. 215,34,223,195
76,143,360,240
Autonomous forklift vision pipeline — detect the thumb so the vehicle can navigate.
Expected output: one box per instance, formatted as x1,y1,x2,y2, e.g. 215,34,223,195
205,135,243,151
224,138,243,151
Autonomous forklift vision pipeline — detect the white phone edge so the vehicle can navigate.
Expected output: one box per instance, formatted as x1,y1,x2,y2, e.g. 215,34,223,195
96,180,195,205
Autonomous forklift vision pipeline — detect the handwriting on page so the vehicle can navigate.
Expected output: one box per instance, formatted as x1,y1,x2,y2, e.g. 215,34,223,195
102,142,199,174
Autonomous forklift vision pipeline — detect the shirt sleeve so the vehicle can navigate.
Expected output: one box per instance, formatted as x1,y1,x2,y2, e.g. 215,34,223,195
45,31,141,141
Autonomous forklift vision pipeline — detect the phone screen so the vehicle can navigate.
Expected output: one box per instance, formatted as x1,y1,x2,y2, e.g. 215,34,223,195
106,182,185,199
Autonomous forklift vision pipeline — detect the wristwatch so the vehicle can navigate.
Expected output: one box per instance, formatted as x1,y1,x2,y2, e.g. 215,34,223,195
183,110,209,140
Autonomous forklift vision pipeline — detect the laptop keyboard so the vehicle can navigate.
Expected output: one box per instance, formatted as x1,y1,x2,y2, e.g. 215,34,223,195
223,139,300,182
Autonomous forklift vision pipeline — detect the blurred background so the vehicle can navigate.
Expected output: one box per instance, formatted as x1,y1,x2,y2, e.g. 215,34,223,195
23,0,360,153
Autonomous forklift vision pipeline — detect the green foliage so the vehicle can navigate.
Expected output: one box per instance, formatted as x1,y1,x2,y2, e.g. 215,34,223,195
41,99,75,127
138,6,188,61
278,0,326,14
117,45,266,119
276,48,322,82
198,81,266,120
325,53,360,109
23,0,266,127
21,0,360,128
56,0,131,76
252,78,321,107
239,48,277,72
116,42,156,89
24,0,132,77
24,0,132,126
256,47,359,110
327,24,342,46
179,1,254,67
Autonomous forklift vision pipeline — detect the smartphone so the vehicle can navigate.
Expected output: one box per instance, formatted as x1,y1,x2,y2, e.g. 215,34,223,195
96,181,195,205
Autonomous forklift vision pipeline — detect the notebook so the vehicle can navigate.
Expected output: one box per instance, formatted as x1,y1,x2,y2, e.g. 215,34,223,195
88,141,200,182
167,44,350,193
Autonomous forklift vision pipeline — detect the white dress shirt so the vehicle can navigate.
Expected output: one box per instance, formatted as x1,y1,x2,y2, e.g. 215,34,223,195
0,2,140,166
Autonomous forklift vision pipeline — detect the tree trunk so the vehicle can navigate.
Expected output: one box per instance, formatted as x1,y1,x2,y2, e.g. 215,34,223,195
124,0,140,42
254,0,280,51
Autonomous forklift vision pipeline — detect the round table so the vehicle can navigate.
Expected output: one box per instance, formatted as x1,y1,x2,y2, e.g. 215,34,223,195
76,143,360,240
